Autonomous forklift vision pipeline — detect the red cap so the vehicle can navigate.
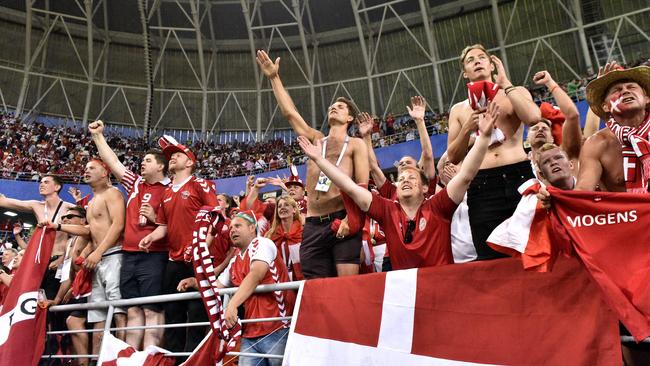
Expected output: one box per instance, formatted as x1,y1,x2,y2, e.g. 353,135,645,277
158,135,196,163
285,164,304,188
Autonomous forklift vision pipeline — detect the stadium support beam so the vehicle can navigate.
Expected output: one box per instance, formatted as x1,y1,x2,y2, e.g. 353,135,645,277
418,0,444,113
100,0,110,112
189,0,208,136
351,0,376,116
241,0,263,141
292,0,316,128
81,0,95,127
572,0,594,75
206,0,220,139
490,0,510,75
15,0,33,118
35,0,51,108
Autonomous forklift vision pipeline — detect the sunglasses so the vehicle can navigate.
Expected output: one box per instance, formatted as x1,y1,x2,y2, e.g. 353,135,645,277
62,214,84,220
404,219,416,244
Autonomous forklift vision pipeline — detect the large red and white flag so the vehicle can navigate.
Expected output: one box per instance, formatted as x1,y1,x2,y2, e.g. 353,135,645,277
283,257,620,365
98,333,175,366
548,187,650,341
0,227,55,366
486,179,572,272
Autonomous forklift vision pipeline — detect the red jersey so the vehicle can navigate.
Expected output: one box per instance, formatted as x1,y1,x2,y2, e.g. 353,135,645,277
121,169,170,252
156,176,218,261
379,177,439,200
366,188,458,270
218,237,296,338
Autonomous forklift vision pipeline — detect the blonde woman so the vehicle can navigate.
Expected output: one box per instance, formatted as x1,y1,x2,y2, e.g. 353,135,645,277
266,196,304,281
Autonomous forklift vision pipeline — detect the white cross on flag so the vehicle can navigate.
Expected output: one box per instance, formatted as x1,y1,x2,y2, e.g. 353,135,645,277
283,257,620,365
98,333,175,366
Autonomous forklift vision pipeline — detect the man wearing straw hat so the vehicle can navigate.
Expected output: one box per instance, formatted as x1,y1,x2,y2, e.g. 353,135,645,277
578,62,650,193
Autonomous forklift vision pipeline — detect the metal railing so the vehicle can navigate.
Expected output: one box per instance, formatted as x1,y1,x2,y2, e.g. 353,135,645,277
43,280,303,362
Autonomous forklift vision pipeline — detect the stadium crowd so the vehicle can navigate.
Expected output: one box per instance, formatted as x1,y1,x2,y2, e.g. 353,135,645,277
0,45,649,366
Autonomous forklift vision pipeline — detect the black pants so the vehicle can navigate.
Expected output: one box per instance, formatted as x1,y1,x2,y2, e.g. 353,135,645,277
467,160,534,261
162,260,207,356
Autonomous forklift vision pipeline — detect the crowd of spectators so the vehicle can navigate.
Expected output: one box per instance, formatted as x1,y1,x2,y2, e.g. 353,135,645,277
2,59,648,184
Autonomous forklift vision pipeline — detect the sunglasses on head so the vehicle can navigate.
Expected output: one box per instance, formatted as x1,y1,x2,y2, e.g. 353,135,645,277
404,219,416,244
62,214,84,220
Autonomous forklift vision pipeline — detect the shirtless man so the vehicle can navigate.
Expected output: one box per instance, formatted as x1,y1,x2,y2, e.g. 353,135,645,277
577,62,650,192
56,159,126,356
447,44,541,260
0,175,74,299
257,50,369,278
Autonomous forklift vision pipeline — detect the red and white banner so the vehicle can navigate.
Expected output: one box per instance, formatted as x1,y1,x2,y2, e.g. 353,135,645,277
283,257,620,365
548,187,650,341
0,227,55,366
98,333,175,366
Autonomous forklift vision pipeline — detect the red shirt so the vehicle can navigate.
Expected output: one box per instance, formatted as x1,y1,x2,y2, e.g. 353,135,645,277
157,176,218,261
366,188,457,270
121,169,170,252
218,237,296,338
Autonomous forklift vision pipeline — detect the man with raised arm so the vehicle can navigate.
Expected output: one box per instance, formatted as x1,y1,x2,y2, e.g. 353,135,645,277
256,50,369,278
0,175,74,299
527,70,582,177
446,44,540,260
298,103,500,270
88,120,170,349
577,62,650,192
358,96,437,200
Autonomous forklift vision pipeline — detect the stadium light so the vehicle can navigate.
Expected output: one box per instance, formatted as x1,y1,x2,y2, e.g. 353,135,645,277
23,223,33,228
3,211,17,217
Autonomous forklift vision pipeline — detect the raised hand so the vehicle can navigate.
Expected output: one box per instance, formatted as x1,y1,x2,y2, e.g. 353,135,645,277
406,96,426,120
88,120,105,135
490,55,511,88
68,187,82,202
297,136,322,161
12,223,22,236
532,70,555,87
598,61,620,78
357,112,374,137
478,102,500,136
254,177,268,188
256,50,280,79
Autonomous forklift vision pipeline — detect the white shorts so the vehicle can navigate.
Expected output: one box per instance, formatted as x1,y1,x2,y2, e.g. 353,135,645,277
88,252,126,323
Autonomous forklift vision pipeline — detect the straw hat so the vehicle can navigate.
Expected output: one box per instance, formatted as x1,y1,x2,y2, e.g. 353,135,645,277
586,66,650,119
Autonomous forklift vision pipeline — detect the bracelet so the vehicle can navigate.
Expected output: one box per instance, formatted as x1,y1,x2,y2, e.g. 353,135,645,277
57,223,62,231
504,85,517,95
549,84,559,94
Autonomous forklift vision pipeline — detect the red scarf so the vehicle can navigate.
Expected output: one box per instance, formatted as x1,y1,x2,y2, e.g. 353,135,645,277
606,113,650,192
269,220,304,281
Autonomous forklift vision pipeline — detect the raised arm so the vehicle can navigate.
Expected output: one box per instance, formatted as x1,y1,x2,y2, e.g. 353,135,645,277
533,71,582,160
298,136,372,212
583,107,601,139
446,103,500,204
0,194,39,214
358,113,387,188
407,96,436,179
88,120,127,181
575,135,605,191
13,224,28,249
256,50,321,141
492,55,541,124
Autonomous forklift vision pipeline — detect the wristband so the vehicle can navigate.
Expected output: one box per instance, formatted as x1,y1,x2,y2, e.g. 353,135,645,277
57,223,62,231
504,85,517,95
549,84,559,94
